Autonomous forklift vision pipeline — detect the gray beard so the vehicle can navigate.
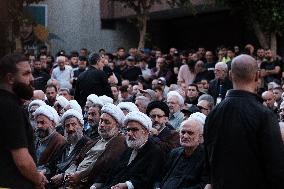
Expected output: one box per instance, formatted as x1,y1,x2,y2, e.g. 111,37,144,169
64,129,83,145
98,126,118,140
126,135,148,149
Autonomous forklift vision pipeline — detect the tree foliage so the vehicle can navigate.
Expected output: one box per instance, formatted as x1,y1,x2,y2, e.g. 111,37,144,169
216,0,284,35
108,0,194,48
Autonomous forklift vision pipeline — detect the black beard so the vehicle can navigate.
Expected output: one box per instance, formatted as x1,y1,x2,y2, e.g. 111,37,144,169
36,128,50,138
12,81,34,100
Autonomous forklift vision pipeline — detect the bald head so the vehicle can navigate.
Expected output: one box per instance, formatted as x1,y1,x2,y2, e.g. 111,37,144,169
262,90,276,109
33,90,45,101
231,55,258,84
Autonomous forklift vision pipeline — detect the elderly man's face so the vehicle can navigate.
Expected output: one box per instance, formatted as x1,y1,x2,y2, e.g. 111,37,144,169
88,106,101,128
126,121,148,149
135,100,146,113
167,96,181,114
214,65,226,80
64,117,83,144
262,92,276,109
98,113,118,139
149,108,167,130
197,100,210,116
36,115,53,138
180,121,201,148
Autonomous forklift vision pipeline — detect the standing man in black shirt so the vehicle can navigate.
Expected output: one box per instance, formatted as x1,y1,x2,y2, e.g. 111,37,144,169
204,54,284,189
0,53,47,188
74,53,113,108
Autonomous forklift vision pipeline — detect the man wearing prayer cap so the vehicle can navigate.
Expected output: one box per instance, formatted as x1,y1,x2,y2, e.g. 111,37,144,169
101,111,165,189
62,103,127,188
99,95,114,105
33,105,66,171
54,95,69,116
28,99,46,128
50,109,93,187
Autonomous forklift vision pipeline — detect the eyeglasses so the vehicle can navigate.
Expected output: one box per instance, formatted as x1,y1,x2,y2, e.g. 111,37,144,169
188,89,197,91
197,106,209,111
126,127,140,132
149,114,165,119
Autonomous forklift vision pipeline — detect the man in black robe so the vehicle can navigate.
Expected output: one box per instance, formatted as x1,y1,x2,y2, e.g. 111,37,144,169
204,55,284,189
158,114,208,189
101,111,165,189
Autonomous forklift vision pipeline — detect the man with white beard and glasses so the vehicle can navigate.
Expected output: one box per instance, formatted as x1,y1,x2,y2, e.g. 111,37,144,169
0,53,48,188
49,109,92,187
62,103,127,189
101,111,165,189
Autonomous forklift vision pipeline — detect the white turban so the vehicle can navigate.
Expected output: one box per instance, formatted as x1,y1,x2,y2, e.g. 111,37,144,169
28,100,46,112
66,100,82,114
99,95,113,105
167,91,184,105
189,112,206,126
87,94,104,107
101,103,125,125
124,111,152,131
118,102,139,113
55,95,69,108
33,105,60,124
61,109,84,125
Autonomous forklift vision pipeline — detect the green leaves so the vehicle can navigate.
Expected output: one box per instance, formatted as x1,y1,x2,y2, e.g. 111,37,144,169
216,0,284,35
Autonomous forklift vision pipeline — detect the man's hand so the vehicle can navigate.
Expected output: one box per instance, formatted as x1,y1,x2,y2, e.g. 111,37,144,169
66,173,81,186
111,183,128,189
50,173,64,186
204,184,212,189
150,128,159,136
35,172,48,189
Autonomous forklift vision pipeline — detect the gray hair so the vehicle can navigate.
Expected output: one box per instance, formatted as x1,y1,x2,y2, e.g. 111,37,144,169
198,94,215,109
135,96,150,108
215,62,228,71
167,91,184,105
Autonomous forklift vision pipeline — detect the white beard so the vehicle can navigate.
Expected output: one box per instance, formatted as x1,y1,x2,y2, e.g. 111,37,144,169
126,135,148,149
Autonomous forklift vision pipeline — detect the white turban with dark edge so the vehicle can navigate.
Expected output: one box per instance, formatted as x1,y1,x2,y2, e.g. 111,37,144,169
118,102,139,113
101,103,125,125
33,104,60,124
28,100,46,112
124,111,152,131
99,95,114,105
87,94,104,107
61,109,84,125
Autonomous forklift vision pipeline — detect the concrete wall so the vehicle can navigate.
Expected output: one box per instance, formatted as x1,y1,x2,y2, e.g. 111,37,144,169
40,0,137,55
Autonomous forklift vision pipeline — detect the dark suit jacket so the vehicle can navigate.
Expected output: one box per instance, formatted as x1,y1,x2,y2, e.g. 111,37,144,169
74,66,113,108
160,146,208,189
208,77,232,103
102,139,165,189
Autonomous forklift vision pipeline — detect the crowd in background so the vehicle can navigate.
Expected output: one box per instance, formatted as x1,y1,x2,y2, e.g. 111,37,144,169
1,43,284,189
